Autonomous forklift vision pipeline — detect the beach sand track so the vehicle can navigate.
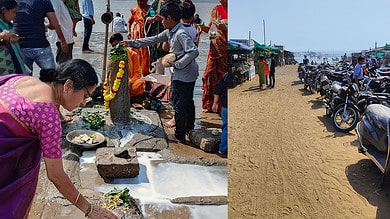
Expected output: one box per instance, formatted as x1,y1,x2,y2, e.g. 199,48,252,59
228,65,390,218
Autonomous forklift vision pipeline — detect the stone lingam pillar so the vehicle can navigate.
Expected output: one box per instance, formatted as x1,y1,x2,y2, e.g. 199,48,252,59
106,58,131,124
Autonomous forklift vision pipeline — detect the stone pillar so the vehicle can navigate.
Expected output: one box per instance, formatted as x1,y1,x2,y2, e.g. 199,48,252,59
107,59,131,124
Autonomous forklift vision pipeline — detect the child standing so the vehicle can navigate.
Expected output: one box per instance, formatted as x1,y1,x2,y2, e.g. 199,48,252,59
263,56,270,85
180,1,201,46
122,2,199,143
163,0,201,128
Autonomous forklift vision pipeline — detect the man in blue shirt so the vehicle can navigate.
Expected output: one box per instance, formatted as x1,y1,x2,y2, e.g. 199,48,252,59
353,56,365,85
14,0,69,74
81,0,94,53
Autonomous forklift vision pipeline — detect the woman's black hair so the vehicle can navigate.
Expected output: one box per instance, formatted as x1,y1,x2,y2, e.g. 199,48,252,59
39,59,98,90
0,0,17,10
160,2,181,21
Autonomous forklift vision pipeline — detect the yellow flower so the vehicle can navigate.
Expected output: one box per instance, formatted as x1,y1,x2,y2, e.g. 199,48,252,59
103,60,127,108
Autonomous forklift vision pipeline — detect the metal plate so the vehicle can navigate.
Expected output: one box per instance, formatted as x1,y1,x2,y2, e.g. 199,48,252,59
66,130,105,148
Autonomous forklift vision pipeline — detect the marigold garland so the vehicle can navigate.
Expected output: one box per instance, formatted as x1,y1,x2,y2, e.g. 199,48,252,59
103,60,126,109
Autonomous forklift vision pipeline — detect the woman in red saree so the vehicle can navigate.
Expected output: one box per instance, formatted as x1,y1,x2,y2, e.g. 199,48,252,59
127,0,151,76
0,60,118,218
201,0,228,113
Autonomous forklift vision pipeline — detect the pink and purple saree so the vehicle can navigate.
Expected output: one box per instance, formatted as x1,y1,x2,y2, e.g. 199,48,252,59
0,74,60,218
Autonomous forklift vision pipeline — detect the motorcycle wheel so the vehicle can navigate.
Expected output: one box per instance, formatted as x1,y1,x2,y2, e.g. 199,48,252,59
332,103,359,133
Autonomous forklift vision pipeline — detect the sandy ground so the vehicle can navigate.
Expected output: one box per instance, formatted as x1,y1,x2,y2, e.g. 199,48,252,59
228,65,390,219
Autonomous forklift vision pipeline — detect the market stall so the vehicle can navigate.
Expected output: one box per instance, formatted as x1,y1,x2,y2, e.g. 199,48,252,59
228,40,253,83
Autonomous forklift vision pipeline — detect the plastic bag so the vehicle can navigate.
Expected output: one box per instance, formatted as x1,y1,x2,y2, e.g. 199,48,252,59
209,23,218,39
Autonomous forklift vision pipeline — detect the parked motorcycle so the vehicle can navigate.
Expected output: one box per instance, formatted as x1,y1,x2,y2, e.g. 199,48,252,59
356,104,390,182
323,81,348,118
316,71,331,97
297,63,306,83
361,76,390,93
333,83,360,132
326,81,390,133
303,65,318,93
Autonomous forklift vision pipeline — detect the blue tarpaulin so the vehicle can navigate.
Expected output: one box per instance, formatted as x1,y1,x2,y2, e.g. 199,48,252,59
228,40,252,51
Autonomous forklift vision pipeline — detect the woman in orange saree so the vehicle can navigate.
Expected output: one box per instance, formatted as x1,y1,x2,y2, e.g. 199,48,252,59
201,0,228,113
127,0,151,76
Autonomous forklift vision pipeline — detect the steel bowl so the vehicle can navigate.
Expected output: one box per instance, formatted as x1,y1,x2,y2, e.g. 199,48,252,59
66,130,105,148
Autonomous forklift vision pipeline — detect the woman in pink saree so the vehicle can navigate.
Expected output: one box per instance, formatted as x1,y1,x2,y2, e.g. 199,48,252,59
0,59,118,218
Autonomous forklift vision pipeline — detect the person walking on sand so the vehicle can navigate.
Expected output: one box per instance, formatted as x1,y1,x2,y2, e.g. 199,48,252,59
263,56,270,86
255,56,266,89
81,0,95,53
122,2,199,143
269,53,276,88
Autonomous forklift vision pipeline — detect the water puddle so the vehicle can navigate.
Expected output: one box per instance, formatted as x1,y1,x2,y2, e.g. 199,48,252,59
80,151,228,218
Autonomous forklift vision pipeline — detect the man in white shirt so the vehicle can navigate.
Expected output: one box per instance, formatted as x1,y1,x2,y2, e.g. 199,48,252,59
48,0,74,63
113,13,127,33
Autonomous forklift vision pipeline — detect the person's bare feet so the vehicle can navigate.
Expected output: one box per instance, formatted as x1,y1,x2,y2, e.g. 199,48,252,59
60,114,73,123
202,108,211,113
167,134,181,143
163,118,176,128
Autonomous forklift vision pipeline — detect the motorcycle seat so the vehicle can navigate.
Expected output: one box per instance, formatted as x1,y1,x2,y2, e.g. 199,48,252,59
365,104,390,131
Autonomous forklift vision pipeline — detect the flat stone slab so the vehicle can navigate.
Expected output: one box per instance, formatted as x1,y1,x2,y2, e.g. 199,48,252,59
124,109,167,151
170,196,227,205
96,146,139,179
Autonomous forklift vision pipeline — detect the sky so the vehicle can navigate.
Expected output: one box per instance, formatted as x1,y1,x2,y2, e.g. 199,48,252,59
229,0,390,53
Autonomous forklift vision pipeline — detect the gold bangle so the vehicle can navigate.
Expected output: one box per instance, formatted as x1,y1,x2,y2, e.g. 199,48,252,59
88,205,93,217
85,203,92,217
75,192,81,204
